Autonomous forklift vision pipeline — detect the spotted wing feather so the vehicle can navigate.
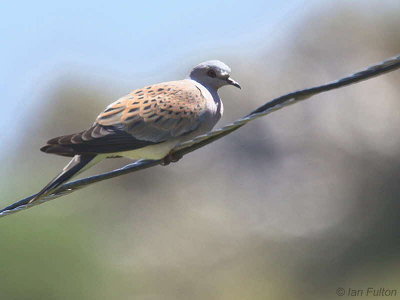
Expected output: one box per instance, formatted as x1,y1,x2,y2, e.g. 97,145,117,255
97,80,207,141
41,80,208,156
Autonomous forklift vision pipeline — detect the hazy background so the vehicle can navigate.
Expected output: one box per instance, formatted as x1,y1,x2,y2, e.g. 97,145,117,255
1,1,399,299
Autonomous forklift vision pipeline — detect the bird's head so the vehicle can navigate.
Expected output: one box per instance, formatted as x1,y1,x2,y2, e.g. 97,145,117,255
189,60,241,90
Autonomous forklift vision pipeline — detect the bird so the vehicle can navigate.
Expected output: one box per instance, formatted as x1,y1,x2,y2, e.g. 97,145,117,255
31,60,241,203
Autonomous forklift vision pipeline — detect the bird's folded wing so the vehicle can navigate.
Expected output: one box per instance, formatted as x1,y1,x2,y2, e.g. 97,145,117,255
97,79,208,140
41,80,208,156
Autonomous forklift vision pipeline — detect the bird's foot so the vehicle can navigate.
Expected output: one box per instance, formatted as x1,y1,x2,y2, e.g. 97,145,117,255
161,152,183,166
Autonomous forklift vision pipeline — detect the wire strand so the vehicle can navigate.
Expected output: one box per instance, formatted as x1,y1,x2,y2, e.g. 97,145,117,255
1,54,400,217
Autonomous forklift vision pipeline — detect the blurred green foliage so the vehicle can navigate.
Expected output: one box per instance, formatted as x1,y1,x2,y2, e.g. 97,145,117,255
1,3,400,300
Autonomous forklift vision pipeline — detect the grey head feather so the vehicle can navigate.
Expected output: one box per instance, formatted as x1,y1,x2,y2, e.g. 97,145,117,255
188,60,241,90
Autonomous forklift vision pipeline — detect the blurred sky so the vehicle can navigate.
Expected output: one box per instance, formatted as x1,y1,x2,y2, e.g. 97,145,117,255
1,2,400,299
0,0,315,153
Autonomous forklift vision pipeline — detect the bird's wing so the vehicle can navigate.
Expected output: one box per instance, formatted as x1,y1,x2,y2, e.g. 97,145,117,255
97,79,208,140
41,80,209,156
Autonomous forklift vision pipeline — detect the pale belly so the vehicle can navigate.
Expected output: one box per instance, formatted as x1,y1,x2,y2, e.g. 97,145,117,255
112,139,181,160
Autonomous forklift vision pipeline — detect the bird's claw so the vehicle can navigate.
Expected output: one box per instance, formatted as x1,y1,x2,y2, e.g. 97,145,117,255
161,152,183,166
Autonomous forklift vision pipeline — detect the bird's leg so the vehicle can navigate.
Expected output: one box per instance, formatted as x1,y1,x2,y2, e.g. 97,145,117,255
161,151,183,166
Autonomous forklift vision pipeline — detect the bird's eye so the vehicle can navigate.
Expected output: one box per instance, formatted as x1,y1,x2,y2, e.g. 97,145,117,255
207,70,217,78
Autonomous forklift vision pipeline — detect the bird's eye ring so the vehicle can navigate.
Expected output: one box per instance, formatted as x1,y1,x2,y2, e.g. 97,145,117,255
207,70,217,78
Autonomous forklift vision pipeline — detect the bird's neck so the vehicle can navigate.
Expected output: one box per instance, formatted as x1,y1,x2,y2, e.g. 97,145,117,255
191,79,220,103
206,85,221,103
191,80,223,119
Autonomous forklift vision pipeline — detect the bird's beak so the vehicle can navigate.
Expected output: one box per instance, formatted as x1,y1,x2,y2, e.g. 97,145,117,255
226,77,241,89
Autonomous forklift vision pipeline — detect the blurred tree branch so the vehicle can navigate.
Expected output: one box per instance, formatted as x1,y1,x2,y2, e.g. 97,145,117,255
1,54,400,217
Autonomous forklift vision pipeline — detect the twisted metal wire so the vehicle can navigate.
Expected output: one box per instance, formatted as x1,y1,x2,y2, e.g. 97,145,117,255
1,54,400,217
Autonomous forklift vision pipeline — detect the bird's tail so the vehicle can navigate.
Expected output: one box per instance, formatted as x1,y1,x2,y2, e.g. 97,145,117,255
29,154,101,204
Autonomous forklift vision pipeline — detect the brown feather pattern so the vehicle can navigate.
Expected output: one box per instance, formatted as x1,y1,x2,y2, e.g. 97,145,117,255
41,80,209,157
